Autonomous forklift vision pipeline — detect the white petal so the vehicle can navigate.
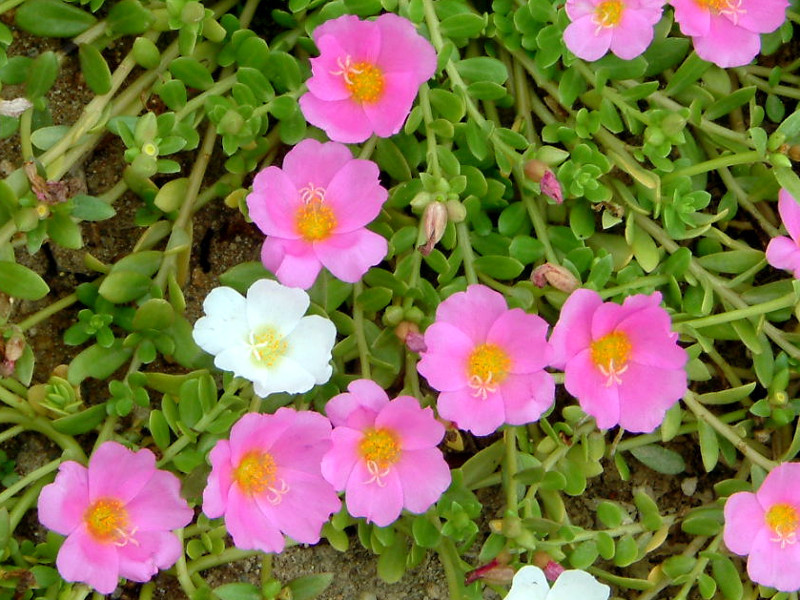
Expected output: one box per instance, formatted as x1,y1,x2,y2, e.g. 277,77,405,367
505,566,550,600
251,357,317,397
549,570,610,600
246,279,309,335
193,288,249,355
285,316,336,384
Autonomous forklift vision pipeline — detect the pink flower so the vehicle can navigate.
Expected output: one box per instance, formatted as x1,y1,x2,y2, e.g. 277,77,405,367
37,442,193,595
247,138,388,289
299,13,437,143
549,289,688,433
563,0,664,61
724,462,800,592
203,409,341,553
416,284,555,436
670,0,788,67
320,379,451,527
766,189,800,279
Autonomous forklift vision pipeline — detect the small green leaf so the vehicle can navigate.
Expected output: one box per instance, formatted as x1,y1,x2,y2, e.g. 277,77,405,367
286,573,335,600
149,409,171,449
0,261,49,300
629,444,685,475
377,539,407,584
455,57,508,84
26,51,59,100
439,13,485,38
72,194,116,221
98,271,152,303
170,57,214,90
68,341,132,385
107,0,154,35
213,583,261,600
52,404,107,434
15,0,96,38
712,556,743,600
633,490,662,531
473,255,524,280
79,44,112,95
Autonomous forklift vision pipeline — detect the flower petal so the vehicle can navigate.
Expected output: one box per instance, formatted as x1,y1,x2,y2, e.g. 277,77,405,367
564,349,621,430
755,462,800,507
299,93,373,144
549,569,610,600
417,322,475,391
434,285,509,343
281,138,354,189
609,10,657,59
225,486,286,553
765,236,800,277
344,461,404,527
203,440,233,519
321,427,363,490
436,388,507,436
564,17,613,61
395,447,451,514
248,167,301,239
117,530,181,582
500,371,556,426
57,528,120,595
38,461,89,535
261,238,323,290
487,309,553,373
246,279,309,335
746,526,800,592
283,315,336,385
362,71,423,138
375,395,444,449
779,189,800,242
670,0,711,36
192,287,249,356
505,566,550,600
325,159,387,233
723,491,764,556
691,18,760,67
549,288,602,368
316,228,388,283
326,379,388,427
374,13,436,78
125,470,192,532
88,442,155,504
616,361,686,433
312,13,381,63
736,0,789,34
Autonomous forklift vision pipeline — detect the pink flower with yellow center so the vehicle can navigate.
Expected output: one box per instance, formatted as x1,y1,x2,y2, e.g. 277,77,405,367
564,0,664,61
549,289,688,433
724,462,800,592
766,189,800,279
416,284,555,437
203,409,341,553
320,379,451,526
299,13,437,143
246,138,388,289
670,0,788,67
37,442,193,595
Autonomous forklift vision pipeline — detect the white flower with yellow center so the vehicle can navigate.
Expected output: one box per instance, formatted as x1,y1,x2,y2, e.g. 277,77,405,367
192,279,336,397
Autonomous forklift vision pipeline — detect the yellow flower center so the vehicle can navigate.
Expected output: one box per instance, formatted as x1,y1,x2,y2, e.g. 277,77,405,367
84,498,130,543
248,327,287,367
295,183,336,242
331,56,385,104
693,0,745,22
593,0,624,27
590,331,631,386
234,451,277,495
359,428,401,487
467,343,511,399
766,503,800,548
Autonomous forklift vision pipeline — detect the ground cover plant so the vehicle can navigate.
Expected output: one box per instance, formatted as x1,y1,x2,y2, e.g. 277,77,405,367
1,0,800,598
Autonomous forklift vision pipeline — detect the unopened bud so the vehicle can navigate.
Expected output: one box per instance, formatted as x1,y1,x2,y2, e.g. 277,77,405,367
5,333,24,362
445,199,467,223
0,359,14,377
533,552,566,582
540,170,563,204
531,263,580,293
419,202,448,256
396,321,427,353
523,159,549,182
464,559,515,586
790,145,800,162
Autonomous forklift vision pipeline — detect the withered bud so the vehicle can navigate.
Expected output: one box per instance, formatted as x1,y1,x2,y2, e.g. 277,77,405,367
0,359,14,378
790,145,800,162
540,170,563,204
419,201,448,256
531,263,579,293
523,159,549,182
0,98,33,118
396,321,427,353
4,333,25,362
464,559,515,586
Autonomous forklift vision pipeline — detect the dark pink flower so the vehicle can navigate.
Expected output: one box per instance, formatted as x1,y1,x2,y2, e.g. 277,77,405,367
417,285,555,436
321,379,451,527
299,13,437,143
766,189,800,279
203,410,341,553
549,290,687,433
37,442,192,595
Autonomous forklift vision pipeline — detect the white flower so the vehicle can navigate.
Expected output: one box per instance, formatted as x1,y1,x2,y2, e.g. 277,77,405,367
192,279,336,397
504,566,610,600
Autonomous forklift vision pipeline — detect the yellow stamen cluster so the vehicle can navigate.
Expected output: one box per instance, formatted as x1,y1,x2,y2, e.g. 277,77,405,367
359,428,400,470
593,0,624,27
84,498,129,543
467,343,511,397
234,451,278,495
296,185,336,242
249,327,288,367
590,331,631,385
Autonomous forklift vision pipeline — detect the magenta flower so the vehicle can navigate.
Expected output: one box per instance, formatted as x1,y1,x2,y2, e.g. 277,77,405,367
37,442,193,595
320,379,451,527
549,290,688,433
766,189,800,279
299,13,437,143
564,0,664,61
416,284,555,436
670,0,788,67
247,138,388,289
203,409,341,553
724,462,800,592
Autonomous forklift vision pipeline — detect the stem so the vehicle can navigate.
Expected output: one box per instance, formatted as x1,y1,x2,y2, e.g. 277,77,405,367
187,548,261,575
0,457,61,507
174,529,197,595
661,150,762,183
436,537,465,600
352,281,371,379
455,221,477,285
675,291,798,330
157,393,236,466
17,293,78,332
521,192,558,264
503,428,519,515
0,408,86,459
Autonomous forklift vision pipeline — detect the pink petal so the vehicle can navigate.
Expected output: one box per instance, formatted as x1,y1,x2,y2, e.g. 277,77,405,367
374,13,437,78
723,491,764,555
756,463,800,507
225,486,286,553
616,310,687,369
268,410,333,475
375,395,444,450
746,527,800,592
566,0,600,21
434,285,509,343
395,447,451,513
254,470,340,544
118,530,181,582
736,0,789,33
281,138,354,189
125,470,192,532
57,528,119,594
362,71,423,137
321,427,363,490
88,442,155,504
417,322,475,391
312,14,381,63
609,11,657,59
345,461,404,526
564,17,613,61
315,228,388,283
326,379,387,428
248,167,301,239
203,441,233,519
691,19,760,67
549,288,602,368
564,349,621,429
436,388,507,436
501,371,556,426
38,461,89,535
779,189,800,242
486,309,553,373
590,300,629,340
670,0,711,36
306,39,352,102
299,93,373,144
616,362,686,433
325,159,387,233
766,236,800,277
229,413,288,463
261,237,322,290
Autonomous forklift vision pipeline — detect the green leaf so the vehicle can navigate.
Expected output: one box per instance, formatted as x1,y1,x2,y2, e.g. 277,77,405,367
154,178,189,213
411,517,441,548
149,409,171,449
213,583,261,600
697,420,719,472
48,212,83,249
439,13,485,38
712,556,743,600
219,262,271,293
629,444,685,475
52,404,107,434
68,341,133,385
473,255,524,280
596,501,626,528
704,86,757,120
98,271,152,303
79,44,112,95
170,57,214,90
15,0,96,38
0,261,49,300
633,490,662,531
664,51,710,96
26,51,59,100
72,194,116,221
286,574,334,600
30,125,70,151
696,249,763,274
377,539,407,584
107,0,154,35
455,57,508,84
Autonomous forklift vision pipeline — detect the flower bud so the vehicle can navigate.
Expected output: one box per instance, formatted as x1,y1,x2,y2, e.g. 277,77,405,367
464,559,515,586
523,159,549,182
445,199,467,223
419,201,448,256
540,170,563,204
395,321,427,353
531,263,580,293
5,333,24,362
533,552,566,582
0,98,32,118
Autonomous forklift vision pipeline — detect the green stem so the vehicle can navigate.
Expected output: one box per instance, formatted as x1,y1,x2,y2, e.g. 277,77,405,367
357,135,378,160
187,548,261,575
675,291,798,330
259,553,272,592
138,583,155,600
455,221,478,285
0,457,61,507
0,423,23,445
436,537,465,600
352,281,371,379
0,218,16,249
597,274,672,299
9,475,50,532
66,585,93,600
174,529,197,596
0,382,34,415
673,533,722,600
503,428,519,515
157,395,234,466
521,191,558,264
17,293,78,332
19,110,33,161
662,150,762,183
0,408,86,459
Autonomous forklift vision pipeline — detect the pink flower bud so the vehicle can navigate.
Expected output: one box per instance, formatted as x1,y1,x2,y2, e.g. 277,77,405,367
419,202,448,256
396,322,427,353
464,559,515,586
540,170,563,204
531,263,580,293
